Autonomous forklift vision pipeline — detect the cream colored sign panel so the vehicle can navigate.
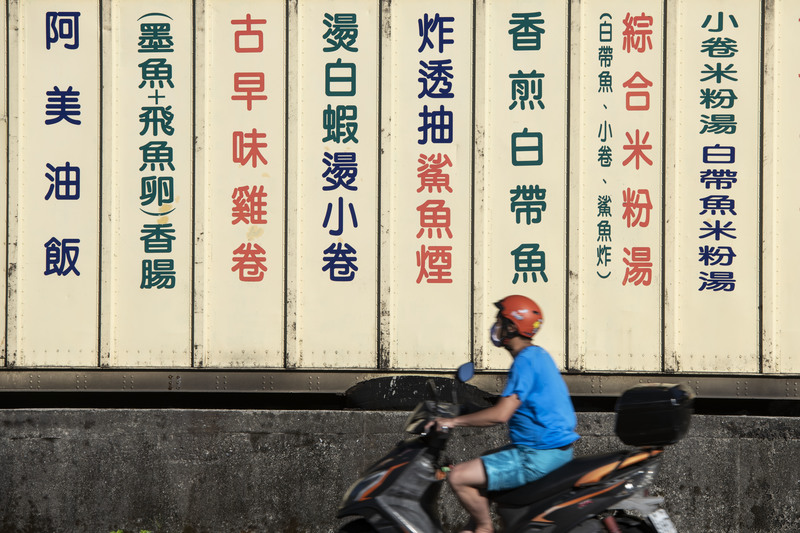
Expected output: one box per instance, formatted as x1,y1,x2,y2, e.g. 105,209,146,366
11,0,99,366
107,0,193,366
480,1,568,370
386,0,472,369
573,1,663,371
200,0,285,367
764,0,800,373
292,0,379,367
0,3,7,365
667,0,760,372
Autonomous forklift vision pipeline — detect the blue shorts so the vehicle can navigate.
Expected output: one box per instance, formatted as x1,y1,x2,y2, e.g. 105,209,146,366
481,444,574,492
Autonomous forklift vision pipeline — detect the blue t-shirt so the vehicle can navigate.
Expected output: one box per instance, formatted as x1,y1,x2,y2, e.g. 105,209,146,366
502,345,580,449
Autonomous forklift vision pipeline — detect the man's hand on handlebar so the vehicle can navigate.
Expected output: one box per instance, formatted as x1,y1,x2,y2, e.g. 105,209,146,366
424,417,455,434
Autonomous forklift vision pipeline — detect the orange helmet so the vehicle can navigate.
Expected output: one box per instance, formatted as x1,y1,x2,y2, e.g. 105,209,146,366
494,295,544,338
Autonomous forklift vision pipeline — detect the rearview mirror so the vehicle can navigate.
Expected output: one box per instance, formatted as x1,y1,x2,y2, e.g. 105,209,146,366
457,362,475,383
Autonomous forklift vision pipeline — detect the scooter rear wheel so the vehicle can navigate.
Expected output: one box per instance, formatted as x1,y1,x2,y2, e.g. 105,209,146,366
570,514,657,533
338,518,377,532
613,513,658,532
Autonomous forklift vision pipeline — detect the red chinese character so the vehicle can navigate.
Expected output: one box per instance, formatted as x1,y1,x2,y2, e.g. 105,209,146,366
622,71,653,111
622,130,653,170
231,72,267,110
231,14,266,53
416,245,453,284
622,13,653,53
232,129,268,167
622,247,652,286
416,199,452,239
417,153,453,193
621,188,652,228
232,242,268,282
232,185,268,225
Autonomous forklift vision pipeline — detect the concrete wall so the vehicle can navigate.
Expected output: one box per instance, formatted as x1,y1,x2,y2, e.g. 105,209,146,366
0,409,798,533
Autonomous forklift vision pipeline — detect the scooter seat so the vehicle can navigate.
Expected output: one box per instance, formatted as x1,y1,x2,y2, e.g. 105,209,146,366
487,451,630,507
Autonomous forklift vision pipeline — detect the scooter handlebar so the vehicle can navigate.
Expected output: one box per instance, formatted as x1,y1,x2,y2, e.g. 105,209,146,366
404,400,460,434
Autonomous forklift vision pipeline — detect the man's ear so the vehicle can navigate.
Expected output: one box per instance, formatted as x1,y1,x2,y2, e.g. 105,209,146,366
504,319,519,338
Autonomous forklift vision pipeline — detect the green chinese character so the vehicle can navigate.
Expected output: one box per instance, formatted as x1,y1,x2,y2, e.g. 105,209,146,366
325,58,356,96
139,141,174,171
511,244,548,283
508,12,545,51
511,128,542,166
140,223,175,253
323,13,358,52
139,106,174,136
141,259,175,289
138,22,174,53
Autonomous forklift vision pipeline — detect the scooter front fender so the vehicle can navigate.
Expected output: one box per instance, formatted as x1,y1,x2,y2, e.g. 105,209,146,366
338,438,445,533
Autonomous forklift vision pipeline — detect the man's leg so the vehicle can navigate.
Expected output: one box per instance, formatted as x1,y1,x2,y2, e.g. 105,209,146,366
448,458,494,533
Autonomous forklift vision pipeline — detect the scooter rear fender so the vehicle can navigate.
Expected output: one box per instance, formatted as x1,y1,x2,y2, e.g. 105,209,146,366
495,451,664,533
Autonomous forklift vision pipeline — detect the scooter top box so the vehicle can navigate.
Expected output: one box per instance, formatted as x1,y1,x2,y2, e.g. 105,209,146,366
614,383,694,447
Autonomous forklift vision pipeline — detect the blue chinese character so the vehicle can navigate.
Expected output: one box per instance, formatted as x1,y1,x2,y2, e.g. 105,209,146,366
699,220,736,241
322,197,358,236
418,60,454,98
45,162,80,200
698,271,735,291
322,242,358,281
46,12,80,50
703,144,735,164
418,14,455,53
45,86,81,125
44,237,80,276
418,105,453,144
699,246,736,267
322,152,358,191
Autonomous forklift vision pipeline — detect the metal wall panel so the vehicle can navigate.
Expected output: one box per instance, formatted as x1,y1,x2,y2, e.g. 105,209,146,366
383,0,473,369
665,0,761,373
9,0,100,366
104,0,193,366
571,0,664,371
289,0,380,368
0,0,8,367
2,0,796,379
196,0,286,367
478,0,569,370
763,0,800,374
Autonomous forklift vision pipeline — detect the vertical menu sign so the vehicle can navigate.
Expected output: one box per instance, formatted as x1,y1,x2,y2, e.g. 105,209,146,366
295,0,379,367
388,0,472,368
109,0,192,366
202,1,285,366
671,0,760,371
14,0,99,365
575,1,663,370
482,1,568,370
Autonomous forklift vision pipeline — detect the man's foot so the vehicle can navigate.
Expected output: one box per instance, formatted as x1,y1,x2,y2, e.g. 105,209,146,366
458,519,494,533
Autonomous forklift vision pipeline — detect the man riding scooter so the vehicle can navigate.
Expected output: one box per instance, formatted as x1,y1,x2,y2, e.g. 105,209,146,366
427,295,580,533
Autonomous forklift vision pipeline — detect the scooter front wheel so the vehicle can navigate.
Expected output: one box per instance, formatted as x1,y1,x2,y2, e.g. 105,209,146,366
338,518,378,532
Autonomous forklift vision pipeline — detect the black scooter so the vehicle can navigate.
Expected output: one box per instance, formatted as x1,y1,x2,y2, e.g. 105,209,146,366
337,363,692,533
